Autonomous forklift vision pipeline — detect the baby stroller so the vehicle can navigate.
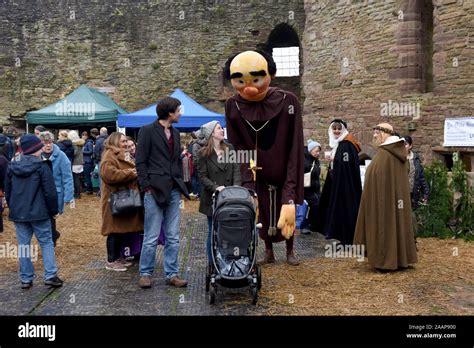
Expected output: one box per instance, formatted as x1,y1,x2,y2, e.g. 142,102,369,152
205,186,262,305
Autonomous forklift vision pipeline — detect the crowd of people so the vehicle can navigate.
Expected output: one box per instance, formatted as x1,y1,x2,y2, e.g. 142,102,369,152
1,104,430,290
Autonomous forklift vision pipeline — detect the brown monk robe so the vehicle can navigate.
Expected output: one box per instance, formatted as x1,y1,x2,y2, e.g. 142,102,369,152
354,123,417,271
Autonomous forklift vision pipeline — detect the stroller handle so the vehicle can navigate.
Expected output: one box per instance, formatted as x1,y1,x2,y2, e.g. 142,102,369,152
212,186,258,204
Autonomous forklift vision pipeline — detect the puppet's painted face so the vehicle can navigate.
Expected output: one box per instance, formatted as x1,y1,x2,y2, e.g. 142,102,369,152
229,51,272,102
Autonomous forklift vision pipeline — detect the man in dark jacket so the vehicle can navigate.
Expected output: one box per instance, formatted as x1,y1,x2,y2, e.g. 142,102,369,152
5,127,18,160
90,128,99,144
5,134,63,289
94,127,108,196
0,125,15,161
82,133,94,194
136,96,189,289
94,127,108,163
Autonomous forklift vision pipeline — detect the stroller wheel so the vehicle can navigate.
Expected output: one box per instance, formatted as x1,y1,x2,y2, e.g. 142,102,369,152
209,286,217,305
250,286,258,305
257,266,262,290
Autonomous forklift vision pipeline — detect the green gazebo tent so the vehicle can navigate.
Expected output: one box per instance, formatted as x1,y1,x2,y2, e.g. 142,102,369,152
26,85,126,130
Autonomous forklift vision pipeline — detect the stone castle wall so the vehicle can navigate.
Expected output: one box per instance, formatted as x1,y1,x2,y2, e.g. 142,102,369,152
0,0,304,124
302,0,473,162
1,0,473,163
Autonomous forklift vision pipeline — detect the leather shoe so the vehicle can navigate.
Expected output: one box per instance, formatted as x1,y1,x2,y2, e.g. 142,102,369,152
166,276,188,287
139,276,152,288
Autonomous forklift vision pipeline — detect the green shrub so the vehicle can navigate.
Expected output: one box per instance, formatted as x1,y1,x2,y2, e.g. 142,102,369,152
416,154,474,241
450,153,474,240
416,160,452,238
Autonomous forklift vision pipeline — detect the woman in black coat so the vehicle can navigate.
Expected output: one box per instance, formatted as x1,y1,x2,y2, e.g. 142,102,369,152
57,130,74,165
197,121,241,265
314,119,362,245
302,139,321,234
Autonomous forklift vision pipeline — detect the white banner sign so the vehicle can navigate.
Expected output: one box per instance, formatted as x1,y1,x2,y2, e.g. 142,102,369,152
443,117,474,147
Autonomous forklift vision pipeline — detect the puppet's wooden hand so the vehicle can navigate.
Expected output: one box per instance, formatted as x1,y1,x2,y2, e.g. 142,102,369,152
277,204,296,239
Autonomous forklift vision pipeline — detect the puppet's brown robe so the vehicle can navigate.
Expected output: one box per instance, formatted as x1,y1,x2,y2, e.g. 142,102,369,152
225,87,304,246
354,138,418,270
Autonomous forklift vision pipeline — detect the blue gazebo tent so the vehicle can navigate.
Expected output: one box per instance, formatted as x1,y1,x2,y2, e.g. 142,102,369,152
117,89,225,131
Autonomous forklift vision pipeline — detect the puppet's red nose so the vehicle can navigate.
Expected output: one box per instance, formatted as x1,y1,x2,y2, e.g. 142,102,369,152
244,86,259,97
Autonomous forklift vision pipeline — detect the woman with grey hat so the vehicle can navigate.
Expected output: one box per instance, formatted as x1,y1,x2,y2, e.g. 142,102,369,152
302,139,322,234
197,121,241,267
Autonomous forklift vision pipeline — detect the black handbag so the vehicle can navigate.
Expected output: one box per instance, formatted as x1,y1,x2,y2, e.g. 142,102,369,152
109,187,142,216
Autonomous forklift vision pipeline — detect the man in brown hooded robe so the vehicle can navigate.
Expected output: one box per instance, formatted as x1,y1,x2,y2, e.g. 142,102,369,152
354,123,417,271
224,50,304,265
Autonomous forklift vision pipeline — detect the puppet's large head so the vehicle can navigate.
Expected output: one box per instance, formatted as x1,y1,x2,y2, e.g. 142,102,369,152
225,50,276,102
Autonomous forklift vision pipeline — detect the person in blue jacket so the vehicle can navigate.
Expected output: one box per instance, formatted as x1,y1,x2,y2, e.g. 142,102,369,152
39,131,74,247
5,134,63,289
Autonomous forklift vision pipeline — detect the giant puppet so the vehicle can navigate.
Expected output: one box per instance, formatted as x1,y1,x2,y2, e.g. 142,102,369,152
224,50,304,265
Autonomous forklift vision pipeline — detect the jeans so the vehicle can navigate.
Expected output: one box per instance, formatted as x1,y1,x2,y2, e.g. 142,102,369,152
207,216,212,263
191,173,201,196
97,161,102,194
83,162,94,193
139,189,181,279
50,217,60,245
15,219,58,283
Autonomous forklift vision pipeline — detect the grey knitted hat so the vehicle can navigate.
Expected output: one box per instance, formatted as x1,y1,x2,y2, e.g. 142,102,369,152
200,121,219,142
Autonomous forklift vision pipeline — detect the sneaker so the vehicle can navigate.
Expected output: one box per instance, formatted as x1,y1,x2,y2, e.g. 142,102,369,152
301,228,312,235
139,275,152,288
105,261,127,272
44,276,64,288
21,281,33,289
165,276,188,287
117,258,133,267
